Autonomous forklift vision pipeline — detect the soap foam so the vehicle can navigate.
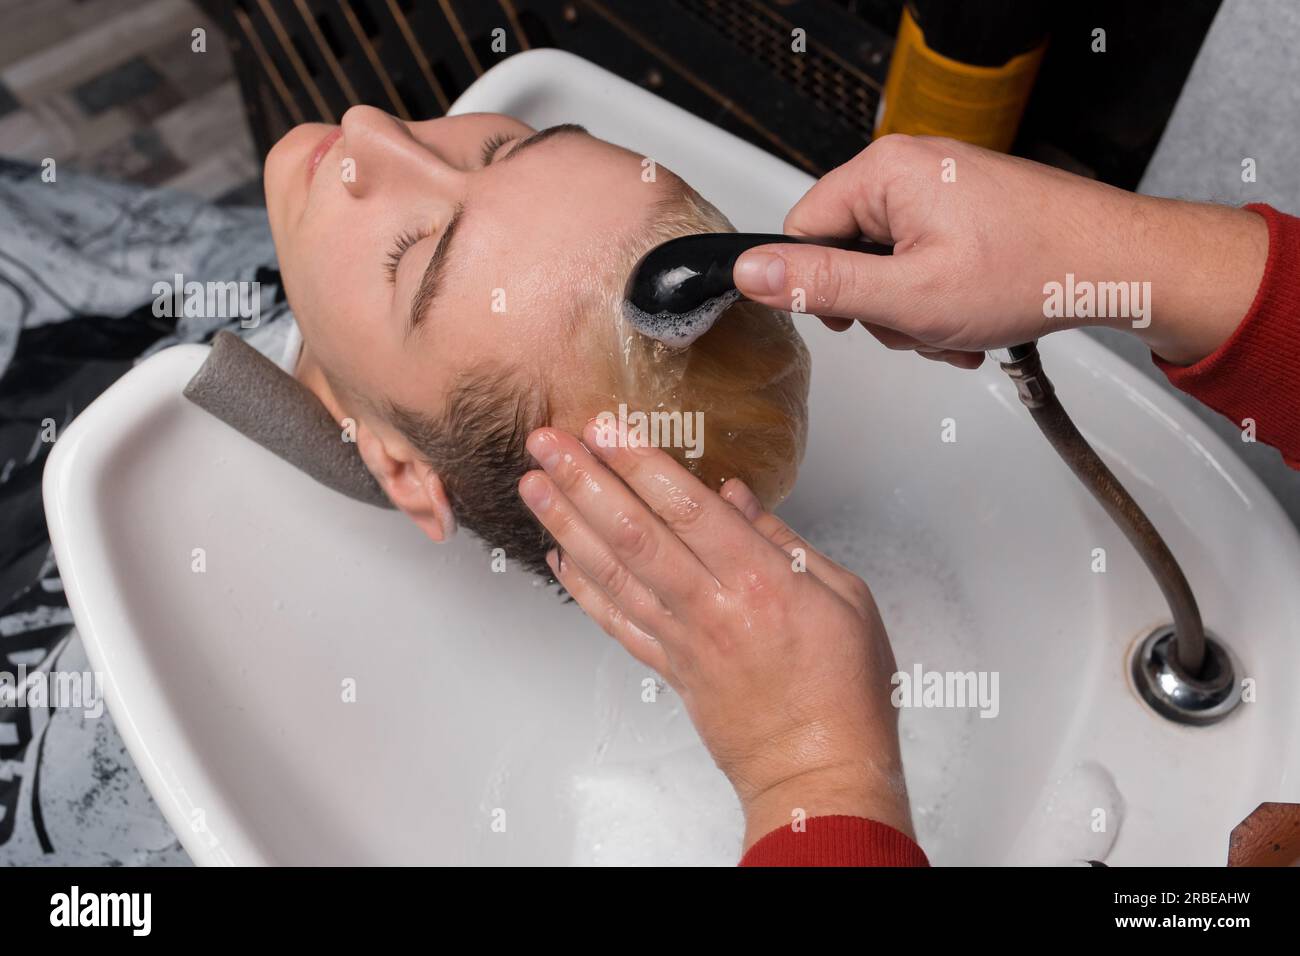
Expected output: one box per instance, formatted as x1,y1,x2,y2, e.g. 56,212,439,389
570,748,742,866
1015,761,1125,865
572,645,742,866
804,498,979,861
621,289,742,348
568,499,981,865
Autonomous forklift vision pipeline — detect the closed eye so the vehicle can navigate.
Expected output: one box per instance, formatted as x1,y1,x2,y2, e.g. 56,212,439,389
383,228,429,284
384,130,515,283
479,130,515,166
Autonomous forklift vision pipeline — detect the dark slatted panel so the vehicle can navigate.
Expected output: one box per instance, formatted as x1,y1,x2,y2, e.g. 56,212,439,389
196,0,1223,192
194,0,893,177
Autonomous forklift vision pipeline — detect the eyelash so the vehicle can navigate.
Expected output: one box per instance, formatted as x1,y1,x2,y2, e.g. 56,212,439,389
383,132,512,283
480,131,514,166
383,228,429,284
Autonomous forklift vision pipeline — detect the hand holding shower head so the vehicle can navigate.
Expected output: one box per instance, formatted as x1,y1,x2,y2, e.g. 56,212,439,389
622,232,894,347
623,228,1228,722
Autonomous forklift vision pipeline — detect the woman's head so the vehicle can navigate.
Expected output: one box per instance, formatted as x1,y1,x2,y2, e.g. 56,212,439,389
264,107,808,574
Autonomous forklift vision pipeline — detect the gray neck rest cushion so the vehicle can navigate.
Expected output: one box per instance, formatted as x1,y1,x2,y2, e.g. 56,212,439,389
182,330,394,509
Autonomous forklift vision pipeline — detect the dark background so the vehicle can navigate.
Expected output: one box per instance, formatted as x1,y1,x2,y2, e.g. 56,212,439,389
198,0,1225,191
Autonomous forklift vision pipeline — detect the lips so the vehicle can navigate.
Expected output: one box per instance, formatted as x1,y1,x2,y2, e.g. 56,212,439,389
308,129,342,183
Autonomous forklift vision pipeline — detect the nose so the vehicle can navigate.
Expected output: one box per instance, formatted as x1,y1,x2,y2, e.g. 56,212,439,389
338,105,462,199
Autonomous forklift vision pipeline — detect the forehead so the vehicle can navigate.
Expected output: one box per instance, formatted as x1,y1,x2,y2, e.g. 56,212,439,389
411,134,680,411
437,134,676,348
459,133,666,281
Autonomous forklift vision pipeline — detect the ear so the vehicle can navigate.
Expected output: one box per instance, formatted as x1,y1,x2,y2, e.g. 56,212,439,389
353,417,457,542
294,349,456,542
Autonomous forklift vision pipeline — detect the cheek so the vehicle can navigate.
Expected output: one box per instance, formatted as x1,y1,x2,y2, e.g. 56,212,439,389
285,198,382,320
263,142,293,220
279,240,382,380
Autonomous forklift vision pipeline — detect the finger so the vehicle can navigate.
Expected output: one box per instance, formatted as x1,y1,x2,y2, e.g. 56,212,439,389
524,429,718,614
782,142,894,242
860,321,928,351
858,323,984,368
732,242,917,328
916,349,986,370
947,351,985,369
518,469,679,637
545,548,673,678
578,419,794,590
719,479,876,617
820,316,855,332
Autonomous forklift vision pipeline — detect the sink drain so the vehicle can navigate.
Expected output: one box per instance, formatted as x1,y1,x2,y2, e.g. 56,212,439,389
1130,625,1242,726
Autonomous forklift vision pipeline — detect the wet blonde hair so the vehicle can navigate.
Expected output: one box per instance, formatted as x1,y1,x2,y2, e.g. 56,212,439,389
388,182,810,577
603,184,811,506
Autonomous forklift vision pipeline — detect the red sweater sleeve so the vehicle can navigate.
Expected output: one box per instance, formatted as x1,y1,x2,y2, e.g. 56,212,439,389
1152,203,1300,468
740,815,930,867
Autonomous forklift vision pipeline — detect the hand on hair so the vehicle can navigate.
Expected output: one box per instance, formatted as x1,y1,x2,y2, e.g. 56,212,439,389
517,422,914,849
733,134,1267,368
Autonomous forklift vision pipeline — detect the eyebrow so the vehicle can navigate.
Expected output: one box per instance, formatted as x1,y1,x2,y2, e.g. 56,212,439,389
408,202,464,337
406,124,589,336
494,122,587,165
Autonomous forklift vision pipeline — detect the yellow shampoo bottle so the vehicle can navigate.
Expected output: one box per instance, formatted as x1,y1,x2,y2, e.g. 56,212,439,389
875,0,1049,153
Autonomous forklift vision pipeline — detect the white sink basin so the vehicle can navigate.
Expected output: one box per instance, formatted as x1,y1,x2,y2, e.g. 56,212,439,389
44,49,1300,866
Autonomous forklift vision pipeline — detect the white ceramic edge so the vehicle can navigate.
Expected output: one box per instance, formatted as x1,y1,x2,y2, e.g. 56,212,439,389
1049,332,1300,559
449,49,805,194
44,344,266,867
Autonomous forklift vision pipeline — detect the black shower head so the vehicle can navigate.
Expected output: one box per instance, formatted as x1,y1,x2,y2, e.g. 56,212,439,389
621,232,893,347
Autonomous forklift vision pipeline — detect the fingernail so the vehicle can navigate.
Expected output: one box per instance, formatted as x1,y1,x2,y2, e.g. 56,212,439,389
584,417,619,458
545,548,559,575
519,473,551,511
722,479,762,521
526,430,561,471
733,252,785,296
